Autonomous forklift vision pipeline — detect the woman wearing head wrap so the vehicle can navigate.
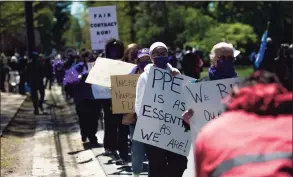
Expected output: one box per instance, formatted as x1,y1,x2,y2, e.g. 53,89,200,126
135,42,186,177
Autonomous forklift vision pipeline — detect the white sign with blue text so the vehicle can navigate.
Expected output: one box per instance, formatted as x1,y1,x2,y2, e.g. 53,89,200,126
133,66,195,156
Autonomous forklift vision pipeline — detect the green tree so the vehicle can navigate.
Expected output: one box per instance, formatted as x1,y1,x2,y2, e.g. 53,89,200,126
187,23,257,60
62,16,82,48
51,2,72,51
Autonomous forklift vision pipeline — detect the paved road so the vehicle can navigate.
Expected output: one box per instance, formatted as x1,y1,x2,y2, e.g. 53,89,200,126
1,86,146,177
1,86,195,177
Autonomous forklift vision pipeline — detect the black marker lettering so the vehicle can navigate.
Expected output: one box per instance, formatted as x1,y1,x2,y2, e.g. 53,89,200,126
152,69,164,88
186,84,203,103
141,129,153,140
163,72,172,91
158,94,164,103
142,105,152,118
171,77,183,94
216,83,228,98
152,133,161,142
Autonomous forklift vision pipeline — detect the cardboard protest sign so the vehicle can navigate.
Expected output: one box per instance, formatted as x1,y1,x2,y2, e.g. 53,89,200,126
110,74,139,114
88,6,119,50
85,58,136,87
133,67,195,156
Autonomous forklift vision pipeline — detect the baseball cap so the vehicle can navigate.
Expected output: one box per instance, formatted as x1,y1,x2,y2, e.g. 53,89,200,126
137,48,150,58
149,42,168,56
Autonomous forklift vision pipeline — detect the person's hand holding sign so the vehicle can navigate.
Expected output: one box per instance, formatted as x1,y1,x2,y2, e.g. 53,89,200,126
182,109,194,125
171,69,180,77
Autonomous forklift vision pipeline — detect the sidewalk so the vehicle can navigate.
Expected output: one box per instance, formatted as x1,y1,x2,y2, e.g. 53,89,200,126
0,92,26,136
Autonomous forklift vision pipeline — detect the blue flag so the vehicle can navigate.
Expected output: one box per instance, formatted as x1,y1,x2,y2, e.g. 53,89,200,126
254,30,268,68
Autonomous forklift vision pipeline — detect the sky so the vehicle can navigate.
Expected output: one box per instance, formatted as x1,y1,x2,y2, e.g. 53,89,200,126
70,2,85,26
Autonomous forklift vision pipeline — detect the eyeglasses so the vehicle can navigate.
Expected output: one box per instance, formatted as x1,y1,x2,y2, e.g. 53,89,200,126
218,55,235,61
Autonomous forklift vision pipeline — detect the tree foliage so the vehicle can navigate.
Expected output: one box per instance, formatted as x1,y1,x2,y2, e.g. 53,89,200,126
0,2,72,54
1,1,292,58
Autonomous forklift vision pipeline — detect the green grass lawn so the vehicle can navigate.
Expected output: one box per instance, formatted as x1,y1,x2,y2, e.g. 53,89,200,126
200,66,254,78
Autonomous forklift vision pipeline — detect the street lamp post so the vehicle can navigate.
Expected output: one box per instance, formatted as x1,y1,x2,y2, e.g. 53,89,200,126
24,1,36,63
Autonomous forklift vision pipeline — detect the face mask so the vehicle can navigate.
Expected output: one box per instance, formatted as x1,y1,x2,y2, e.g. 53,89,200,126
138,60,151,70
154,56,168,69
216,58,234,72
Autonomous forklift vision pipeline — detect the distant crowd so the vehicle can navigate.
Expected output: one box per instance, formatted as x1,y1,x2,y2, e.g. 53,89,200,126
0,39,292,177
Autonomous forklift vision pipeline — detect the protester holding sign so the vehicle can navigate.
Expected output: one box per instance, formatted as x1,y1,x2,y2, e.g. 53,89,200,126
135,42,187,177
194,70,292,177
101,38,129,165
63,49,100,144
127,48,151,177
182,42,239,128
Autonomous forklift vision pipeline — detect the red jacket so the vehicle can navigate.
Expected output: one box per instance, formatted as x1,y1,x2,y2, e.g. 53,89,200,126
195,83,292,177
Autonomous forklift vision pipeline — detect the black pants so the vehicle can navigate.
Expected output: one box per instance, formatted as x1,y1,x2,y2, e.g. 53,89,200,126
100,99,129,161
31,85,45,111
75,99,100,142
1,70,7,92
19,74,26,95
145,145,187,177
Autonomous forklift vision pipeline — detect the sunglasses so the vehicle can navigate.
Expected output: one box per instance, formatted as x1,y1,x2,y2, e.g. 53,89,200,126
218,55,235,61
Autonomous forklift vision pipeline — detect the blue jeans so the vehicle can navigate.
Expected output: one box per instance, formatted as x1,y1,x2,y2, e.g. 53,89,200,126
129,124,146,174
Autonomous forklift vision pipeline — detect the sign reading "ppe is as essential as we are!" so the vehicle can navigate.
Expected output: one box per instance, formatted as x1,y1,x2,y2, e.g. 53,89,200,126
88,6,119,50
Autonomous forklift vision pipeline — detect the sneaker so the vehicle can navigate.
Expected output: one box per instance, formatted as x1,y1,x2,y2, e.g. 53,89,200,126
133,174,139,177
104,149,112,156
115,158,128,165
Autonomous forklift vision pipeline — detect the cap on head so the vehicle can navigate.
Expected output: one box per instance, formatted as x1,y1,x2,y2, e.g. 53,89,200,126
137,48,150,58
149,42,168,57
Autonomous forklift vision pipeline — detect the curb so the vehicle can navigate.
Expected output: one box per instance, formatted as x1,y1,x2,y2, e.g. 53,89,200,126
0,94,28,136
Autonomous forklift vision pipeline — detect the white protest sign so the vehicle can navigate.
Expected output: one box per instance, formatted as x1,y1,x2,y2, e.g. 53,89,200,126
133,66,195,156
91,85,111,99
182,77,244,177
183,77,244,140
88,6,119,50
85,58,136,88
87,61,111,99
187,77,245,155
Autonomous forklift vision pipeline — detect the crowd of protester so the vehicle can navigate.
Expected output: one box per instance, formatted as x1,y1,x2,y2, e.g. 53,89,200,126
1,37,292,177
